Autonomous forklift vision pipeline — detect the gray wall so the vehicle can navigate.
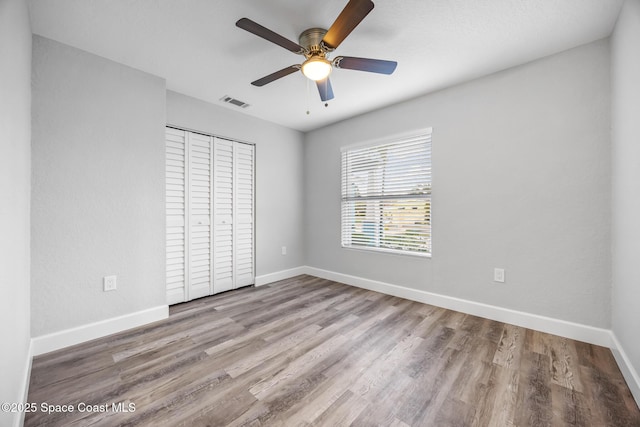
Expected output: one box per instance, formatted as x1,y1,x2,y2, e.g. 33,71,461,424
611,0,640,386
305,39,611,328
0,0,32,424
31,36,166,336
166,91,306,277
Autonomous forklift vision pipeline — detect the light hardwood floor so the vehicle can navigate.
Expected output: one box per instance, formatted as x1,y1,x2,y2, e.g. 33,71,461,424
26,275,640,426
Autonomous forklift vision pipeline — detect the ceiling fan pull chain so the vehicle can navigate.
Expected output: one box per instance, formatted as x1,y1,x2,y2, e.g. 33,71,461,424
306,78,311,115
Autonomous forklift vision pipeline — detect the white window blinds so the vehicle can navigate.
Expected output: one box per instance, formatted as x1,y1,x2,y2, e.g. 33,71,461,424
341,131,432,255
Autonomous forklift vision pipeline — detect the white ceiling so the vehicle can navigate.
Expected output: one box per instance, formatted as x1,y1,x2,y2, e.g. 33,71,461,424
27,0,623,132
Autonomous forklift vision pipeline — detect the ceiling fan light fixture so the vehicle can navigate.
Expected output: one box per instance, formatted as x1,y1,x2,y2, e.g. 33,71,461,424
301,56,332,81
237,0,396,100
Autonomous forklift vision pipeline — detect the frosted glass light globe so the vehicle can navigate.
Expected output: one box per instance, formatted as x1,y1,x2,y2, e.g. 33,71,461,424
301,56,332,81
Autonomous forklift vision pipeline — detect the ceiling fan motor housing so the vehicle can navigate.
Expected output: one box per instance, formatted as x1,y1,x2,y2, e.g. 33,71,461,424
299,28,330,58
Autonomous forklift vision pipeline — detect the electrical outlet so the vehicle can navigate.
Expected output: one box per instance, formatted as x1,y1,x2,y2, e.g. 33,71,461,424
493,268,505,283
281,246,287,255
104,275,117,291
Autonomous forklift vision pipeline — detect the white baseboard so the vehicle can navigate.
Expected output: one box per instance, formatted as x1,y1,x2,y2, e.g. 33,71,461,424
255,266,307,287
303,266,612,348
610,332,640,405
31,305,168,356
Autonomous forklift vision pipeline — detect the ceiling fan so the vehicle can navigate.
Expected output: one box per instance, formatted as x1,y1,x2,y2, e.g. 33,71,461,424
236,0,397,102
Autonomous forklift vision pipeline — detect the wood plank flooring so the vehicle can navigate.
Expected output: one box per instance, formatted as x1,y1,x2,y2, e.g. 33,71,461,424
25,275,640,426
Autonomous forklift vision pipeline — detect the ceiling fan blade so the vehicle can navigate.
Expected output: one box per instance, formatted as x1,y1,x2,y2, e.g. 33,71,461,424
236,18,305,54
251,65,300,87
333,56,397,74
316,78,335,101
321,0,374,50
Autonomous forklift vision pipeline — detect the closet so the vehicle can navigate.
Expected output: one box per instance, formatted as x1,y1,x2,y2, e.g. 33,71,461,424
165,127,254,304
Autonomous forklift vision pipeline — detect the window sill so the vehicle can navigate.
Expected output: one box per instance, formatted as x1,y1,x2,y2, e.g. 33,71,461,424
341,244,432,259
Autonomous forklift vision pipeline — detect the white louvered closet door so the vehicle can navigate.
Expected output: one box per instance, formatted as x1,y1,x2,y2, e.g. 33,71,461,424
188,132,213,300
166,129,214,304
165,128,188,305
167,128,254,304
213,138,235,294
213,138,255,294
234,142,254,287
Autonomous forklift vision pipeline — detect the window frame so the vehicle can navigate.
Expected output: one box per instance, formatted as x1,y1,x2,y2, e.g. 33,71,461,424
340,128,432,258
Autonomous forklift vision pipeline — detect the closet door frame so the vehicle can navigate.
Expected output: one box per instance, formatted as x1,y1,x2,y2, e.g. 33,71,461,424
166,126,255,303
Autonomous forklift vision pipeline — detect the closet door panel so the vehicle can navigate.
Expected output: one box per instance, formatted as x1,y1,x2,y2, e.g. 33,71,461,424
188,133,213,300
165,128,187,304
213,138,234,294
234,142,254,287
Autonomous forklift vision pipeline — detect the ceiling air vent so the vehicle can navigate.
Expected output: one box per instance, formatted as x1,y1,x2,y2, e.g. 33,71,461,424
220,95,250,109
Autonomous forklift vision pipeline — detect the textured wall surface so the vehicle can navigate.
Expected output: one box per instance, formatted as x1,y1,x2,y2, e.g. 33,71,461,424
31,36,167,336
611,0,640,390
305,39,611,328
166,91,306,277
0,0,32,424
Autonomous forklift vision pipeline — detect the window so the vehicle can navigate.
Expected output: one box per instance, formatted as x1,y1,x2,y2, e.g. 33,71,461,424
341,130,432,256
